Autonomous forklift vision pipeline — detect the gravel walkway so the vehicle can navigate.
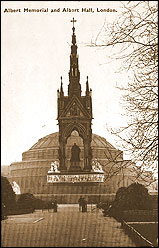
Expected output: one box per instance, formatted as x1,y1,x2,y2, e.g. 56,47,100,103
1,204,136,247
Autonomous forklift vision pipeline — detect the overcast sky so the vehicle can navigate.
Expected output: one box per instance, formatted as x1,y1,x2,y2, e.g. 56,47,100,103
2,1,130,165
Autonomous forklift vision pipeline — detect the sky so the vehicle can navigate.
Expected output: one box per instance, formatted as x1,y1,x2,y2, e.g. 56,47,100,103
2,1,130,165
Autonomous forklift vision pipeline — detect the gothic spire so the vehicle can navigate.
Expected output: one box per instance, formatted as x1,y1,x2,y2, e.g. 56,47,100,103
68,18,81,97
71,17,76,45
86,76,90,96
60,76,64,96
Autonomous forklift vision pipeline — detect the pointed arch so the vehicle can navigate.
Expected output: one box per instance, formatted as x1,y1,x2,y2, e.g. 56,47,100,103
63,123,87,142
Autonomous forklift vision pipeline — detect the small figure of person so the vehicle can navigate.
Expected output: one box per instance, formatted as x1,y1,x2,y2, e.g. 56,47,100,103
78,196,83,212
90,200,93,212
42,203,44,212
48,202,51,212
84,199,87,212
53,198,58,212
82,197,87,213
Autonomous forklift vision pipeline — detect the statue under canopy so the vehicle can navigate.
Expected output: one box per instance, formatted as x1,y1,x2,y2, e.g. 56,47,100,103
70,143,81,162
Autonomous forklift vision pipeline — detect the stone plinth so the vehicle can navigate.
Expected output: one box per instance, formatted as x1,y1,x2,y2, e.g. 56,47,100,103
68,161,82,172
47,171,104,183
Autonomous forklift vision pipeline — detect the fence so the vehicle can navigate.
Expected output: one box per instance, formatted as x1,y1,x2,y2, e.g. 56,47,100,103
121,220,154,247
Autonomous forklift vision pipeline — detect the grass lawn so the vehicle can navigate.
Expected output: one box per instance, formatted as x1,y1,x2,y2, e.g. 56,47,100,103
129,222,158,245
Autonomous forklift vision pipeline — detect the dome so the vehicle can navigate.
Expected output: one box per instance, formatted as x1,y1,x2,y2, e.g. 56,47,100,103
22,131,123,162
29,132,117,150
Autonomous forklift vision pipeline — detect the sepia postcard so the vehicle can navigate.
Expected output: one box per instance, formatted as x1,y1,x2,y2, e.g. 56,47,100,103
2,1,158,247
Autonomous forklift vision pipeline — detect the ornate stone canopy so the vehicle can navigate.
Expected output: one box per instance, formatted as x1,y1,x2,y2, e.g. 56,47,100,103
22,131,123,163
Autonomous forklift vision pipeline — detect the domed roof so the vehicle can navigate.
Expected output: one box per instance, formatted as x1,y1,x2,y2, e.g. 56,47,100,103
29,131,117,151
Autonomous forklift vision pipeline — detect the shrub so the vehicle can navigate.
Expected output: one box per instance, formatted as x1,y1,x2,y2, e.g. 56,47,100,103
16,193,46,211
16,193,37,211
1,176,16,214
106,183,152,220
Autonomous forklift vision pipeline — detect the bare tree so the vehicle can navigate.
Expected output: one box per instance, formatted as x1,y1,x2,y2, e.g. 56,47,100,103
91,1,158,178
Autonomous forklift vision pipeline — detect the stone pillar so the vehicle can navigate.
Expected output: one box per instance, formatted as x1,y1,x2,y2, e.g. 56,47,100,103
83,140,92,172
59,135,67,171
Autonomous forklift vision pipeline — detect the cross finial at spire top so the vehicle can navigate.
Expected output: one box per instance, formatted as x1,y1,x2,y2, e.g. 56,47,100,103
71,17,77,28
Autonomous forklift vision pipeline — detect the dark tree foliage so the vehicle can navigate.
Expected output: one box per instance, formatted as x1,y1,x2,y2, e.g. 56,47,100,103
1,176,16,210
106,183,152,219
17,193,36,210
17,193,44,210
115,183,151,210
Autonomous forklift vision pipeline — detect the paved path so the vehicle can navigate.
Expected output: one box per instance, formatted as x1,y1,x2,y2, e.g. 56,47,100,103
1,204,136,247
